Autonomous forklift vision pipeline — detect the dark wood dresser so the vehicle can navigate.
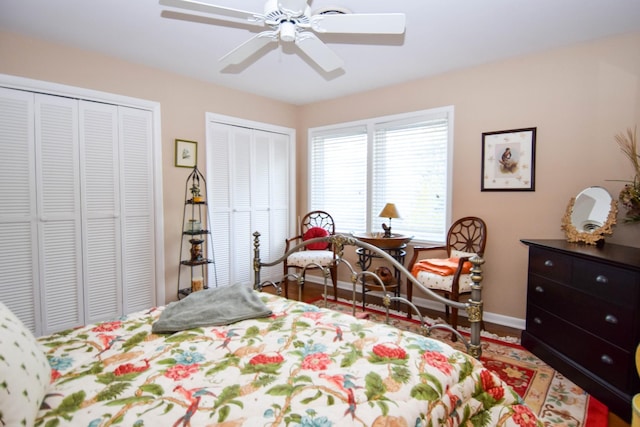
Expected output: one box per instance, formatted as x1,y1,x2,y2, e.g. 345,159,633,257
521,239,640,422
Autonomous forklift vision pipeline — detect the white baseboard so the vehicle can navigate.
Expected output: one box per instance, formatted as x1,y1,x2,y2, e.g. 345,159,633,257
307,278,526,331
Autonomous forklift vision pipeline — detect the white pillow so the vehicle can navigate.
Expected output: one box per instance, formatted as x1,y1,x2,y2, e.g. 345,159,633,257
0,301,51,426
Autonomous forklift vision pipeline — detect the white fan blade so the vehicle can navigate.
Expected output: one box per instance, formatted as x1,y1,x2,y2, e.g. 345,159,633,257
310,13,406,34
219,31,278,67
295,32,343,72
278,0,308,17
159,0,264,26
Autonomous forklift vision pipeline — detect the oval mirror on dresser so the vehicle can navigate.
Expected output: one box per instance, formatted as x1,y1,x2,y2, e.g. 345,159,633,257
561,186,618,245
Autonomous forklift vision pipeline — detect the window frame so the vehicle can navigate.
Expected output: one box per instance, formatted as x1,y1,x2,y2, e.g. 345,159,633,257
307,106,454,245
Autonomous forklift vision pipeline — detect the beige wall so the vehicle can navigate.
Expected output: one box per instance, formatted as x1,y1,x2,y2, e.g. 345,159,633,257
2,29,639,323
299,31,640,320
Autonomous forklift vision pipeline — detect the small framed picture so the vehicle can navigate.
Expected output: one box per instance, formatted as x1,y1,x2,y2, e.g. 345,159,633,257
175,139,197,168
481,127,536,191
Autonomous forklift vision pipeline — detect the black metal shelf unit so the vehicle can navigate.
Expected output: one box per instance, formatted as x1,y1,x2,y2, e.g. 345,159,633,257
177,166,217,299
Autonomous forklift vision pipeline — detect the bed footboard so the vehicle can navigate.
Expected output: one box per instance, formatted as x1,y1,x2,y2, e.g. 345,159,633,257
252,231,484,358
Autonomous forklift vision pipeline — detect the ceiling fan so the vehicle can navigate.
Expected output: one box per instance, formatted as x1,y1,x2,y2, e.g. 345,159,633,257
159,0,406,72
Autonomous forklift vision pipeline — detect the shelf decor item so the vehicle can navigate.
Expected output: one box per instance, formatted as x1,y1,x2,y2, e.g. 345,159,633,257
185,219,201,233
191,276,204,293
614,126,640,223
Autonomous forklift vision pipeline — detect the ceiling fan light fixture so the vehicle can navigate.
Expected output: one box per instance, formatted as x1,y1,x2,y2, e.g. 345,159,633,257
313,6,351,15
277,0,307,17
280,20,296,42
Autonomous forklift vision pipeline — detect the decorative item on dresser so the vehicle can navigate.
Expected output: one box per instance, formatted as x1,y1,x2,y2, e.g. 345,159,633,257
521,239,640,423
560,186,618,245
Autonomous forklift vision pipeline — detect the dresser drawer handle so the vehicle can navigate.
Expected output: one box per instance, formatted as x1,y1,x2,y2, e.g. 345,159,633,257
595,275,608,284
535,286,544,293
600,354,613,365
604,314,618,324
533,317,542,325
543,260,554,268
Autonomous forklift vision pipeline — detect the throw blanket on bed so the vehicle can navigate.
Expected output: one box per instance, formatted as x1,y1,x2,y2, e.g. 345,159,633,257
152,284,272,333
411,257,472,277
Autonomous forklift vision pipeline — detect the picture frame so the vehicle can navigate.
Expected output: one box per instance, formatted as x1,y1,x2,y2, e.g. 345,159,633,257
481,127,536,191
175,139,197,168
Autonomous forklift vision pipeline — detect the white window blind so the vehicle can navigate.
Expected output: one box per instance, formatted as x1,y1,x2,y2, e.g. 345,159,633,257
309,125,367,234
309,107,453,243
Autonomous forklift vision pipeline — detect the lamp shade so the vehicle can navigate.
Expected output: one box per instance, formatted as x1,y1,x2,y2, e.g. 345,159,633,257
378,203,401,219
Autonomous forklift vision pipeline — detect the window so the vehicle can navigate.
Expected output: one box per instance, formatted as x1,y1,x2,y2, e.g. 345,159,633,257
308,106,453,244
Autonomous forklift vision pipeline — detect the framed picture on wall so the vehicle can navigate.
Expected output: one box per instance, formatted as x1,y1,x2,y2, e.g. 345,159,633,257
175,139,197,168
481,127,536,191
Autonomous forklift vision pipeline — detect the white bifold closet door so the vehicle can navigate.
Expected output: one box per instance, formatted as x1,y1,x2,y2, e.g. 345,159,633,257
0,87,155,335
36,93,84,333
0,87,40,333
207,122,290,288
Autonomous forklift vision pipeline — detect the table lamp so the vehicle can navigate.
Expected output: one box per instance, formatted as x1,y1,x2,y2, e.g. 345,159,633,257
378,203,401,238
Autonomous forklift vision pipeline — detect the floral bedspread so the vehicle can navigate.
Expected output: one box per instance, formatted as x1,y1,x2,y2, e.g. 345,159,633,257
36,292,540,426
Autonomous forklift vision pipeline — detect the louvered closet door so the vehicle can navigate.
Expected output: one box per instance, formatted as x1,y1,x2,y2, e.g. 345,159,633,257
0,88,40,332
79,101,122,324
208,125,231,288
231,129,253,286
207,121,291,288
35,94,84,334
119,107,155,313
252,130,289,281
0,85,158,334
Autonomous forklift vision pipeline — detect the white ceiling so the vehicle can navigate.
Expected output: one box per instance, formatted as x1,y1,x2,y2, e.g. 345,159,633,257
2,0,640,105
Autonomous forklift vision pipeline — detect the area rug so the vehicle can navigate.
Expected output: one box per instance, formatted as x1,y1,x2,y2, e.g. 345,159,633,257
309,297,609,427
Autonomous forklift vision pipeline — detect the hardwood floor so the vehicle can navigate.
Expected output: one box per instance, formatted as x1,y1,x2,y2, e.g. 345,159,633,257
262,281,631,427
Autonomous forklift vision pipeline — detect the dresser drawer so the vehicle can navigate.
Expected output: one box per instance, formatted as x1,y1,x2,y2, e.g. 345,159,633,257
527,276,635,349
526,304,634,391
572,258,640,307
528,247,572,284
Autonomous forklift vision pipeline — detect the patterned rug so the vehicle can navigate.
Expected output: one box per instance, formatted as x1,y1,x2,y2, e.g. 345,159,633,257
309,297,609,427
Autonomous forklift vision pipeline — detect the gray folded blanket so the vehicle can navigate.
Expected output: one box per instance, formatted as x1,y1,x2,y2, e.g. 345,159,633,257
152,284,272,333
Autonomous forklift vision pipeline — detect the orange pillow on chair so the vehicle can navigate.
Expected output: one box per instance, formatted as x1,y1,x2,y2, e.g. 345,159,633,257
303,227,330,250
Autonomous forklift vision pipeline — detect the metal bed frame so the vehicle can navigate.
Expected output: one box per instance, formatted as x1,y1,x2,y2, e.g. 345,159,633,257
252,231,485,358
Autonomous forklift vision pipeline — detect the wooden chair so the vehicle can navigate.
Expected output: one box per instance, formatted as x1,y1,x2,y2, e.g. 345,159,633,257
407,216,487,337
283,211,338,300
